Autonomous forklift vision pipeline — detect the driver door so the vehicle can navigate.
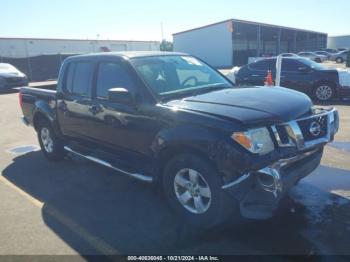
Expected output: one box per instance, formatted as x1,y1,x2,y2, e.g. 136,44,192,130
88,60,162,155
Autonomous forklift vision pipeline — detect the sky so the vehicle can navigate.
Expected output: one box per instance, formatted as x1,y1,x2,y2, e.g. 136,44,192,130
1,0,349,41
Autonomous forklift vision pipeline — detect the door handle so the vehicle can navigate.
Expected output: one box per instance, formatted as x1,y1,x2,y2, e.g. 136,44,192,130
58,101,68,113
89,105,103,115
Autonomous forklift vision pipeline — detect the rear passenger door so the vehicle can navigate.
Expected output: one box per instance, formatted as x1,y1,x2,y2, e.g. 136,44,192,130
57,60,95,140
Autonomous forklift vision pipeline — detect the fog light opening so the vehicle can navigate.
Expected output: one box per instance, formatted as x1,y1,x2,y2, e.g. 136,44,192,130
254,167,283,198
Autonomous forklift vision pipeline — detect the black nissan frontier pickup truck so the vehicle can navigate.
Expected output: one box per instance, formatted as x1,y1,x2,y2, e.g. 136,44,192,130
20,52,339,228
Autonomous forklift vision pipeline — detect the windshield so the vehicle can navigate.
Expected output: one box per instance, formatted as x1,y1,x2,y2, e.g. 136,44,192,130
131,55,233,98
298,58,326,70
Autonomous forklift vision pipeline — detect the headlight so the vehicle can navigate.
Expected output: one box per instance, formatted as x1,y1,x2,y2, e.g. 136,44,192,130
232,127,274,155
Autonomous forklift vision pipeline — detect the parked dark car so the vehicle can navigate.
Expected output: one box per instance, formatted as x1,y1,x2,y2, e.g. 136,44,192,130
0,63,28,91
236,57,350,101
19,52,339,228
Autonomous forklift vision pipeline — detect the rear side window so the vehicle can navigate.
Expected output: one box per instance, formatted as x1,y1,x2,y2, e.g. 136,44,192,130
96,62,134,99
65,62,94,96
282,60,301,72
249,60,276,71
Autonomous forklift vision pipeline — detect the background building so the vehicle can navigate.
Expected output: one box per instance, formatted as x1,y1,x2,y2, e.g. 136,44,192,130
328,35,350,50
0,37,159,81
173,19,327,67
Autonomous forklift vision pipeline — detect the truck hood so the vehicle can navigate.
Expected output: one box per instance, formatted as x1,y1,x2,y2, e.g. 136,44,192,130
165,87,313,126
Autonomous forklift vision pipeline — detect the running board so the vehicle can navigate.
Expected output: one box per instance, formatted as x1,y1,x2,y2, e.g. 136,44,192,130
64,146,153,183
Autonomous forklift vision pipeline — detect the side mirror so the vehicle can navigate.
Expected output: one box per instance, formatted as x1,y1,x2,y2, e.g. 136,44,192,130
298,66,310,73
108,88,133,104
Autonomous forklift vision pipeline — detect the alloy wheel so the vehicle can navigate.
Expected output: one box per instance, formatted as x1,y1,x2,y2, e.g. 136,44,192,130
40,127,54,153
315,85,333,101
174,168,212,214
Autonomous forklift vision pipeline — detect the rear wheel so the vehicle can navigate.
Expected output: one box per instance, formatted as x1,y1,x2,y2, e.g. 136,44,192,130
336,57,344,63
314,84,335,102
37,119,66,161
162,153,238,228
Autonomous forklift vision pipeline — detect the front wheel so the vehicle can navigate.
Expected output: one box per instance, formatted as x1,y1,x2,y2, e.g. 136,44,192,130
162,154,238,228
314,84,335,102
37,119,66,161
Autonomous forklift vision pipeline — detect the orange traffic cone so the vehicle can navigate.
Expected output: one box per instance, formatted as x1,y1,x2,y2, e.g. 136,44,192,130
264,70,274,86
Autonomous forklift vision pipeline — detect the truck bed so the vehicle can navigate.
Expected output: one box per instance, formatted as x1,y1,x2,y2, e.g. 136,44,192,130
29,80,57,90
20,87,57,126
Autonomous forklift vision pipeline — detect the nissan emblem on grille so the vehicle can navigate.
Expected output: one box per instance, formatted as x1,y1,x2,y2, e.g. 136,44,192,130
309,121,322,137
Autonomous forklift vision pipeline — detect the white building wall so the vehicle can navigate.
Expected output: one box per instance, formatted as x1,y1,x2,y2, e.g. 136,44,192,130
0,38,160,58
173,21,233,68
328,35,350,49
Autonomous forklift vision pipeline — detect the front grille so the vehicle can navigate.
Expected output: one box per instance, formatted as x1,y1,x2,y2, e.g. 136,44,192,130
272,109,338,151
297,115,328,142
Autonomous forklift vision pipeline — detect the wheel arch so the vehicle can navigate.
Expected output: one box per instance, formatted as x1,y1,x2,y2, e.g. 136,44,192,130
32,101,62,136
155,144,220,184
33,111,51,131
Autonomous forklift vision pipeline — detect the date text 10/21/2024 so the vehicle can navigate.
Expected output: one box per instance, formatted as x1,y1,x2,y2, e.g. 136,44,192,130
127,256,220,261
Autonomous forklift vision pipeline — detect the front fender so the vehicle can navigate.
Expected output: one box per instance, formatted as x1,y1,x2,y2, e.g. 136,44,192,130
151,125,222,158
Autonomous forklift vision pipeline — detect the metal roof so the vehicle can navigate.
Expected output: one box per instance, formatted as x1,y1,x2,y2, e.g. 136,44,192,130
173,18,327,36
0,36,159,43
69,51,187,59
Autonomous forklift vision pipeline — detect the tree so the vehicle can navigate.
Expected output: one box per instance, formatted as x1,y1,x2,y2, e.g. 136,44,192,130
160,40,173,52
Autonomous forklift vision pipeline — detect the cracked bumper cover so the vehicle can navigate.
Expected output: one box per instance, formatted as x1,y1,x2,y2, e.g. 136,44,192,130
223,148,323,219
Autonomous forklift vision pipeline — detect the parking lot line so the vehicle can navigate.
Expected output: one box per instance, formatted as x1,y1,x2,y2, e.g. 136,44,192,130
0,175,44,208
0,175,120,256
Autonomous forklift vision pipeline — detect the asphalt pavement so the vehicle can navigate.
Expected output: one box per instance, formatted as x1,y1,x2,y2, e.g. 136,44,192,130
0,90,349,258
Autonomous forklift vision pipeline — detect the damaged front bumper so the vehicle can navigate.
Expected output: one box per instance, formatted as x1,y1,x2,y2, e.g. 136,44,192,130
223,148,322,219
221,108,338,219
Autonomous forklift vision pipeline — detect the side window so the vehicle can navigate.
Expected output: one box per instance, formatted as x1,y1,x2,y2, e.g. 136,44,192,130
65,63,76,93
96,62,134,99
282,60,300,72
71,62,94,97
249,60,276,71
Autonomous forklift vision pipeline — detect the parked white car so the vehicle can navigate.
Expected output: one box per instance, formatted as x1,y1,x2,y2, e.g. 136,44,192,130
0,63,28,91
330,50,348,64
298,52,327,63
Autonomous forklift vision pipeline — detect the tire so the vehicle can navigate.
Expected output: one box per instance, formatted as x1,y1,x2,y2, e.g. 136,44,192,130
37,118,66,161
162,153,238,228
336,57,344,63
313,83,335,102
